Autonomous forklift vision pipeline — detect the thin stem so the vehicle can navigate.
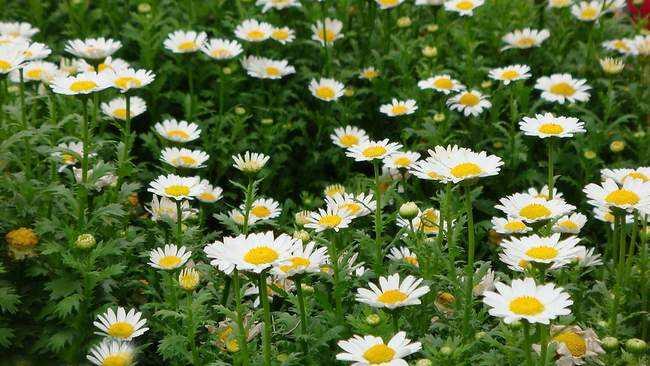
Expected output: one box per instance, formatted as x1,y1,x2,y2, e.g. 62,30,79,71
19,69,26,128
186,295,200,365
538,324,548,366
176,200,183,245
258,271,272,366
78,96,90,228
547,140,554,199
187,60,195,120
218,70,225,118
294,275,309,354
462,185,476,338
446,183,456,279
320,0,331,75
391,310,399,333
329,232,344,326
241,176,254,235
523,321,533,366
609,213,622,334
232,269,250,365
373,160,383,275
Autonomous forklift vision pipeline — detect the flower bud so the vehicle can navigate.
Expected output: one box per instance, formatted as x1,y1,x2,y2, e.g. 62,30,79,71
508,319,523,329
261,118,273,125
222,67,232,75
234,106,246,115
426,23,439,33
295,210,312,226
75,233,96,249
583,150,596,159
481,80,493,89
366,314,381,325
399,202,419,219
301,283,314,294
293,229,310,242
601,336,619,351
397,17,412,28
137,2,151,13
422,46,437,58
178,268,200,291
416,359,433,366
433,113,446,122
344,87,355,97
610,140,625,153
625,338,646,354
440,346,453,356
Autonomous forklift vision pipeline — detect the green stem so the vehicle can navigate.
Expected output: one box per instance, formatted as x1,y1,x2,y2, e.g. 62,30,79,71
186,295,200,365
538,324,548,366
232,269,250,365
320,0,331,75
78,96,90,228
176,200,183,245
258,271,272,366
19,69,26,128
391,310,399,333
462,185,476,338
547,139,554,199
609,213,622,334
640,215,648,339
523,321,533,366
241,176,254,235
187,60,195,120
373,160,383,275
446,183,456,281
329,232,344,326
294,275,309,354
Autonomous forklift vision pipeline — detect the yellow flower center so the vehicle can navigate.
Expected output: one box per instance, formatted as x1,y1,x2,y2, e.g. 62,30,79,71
378,289,408,304
625,172,648,182
419,209,440,233
362,146,387,158
519,259,531,269
0,60,11,71
97,63,109,72
501,70,520,80
179,272,199,290
178,40,197,51
318,214,343,228
391,105,408,115
243,246,279,265
519,204,551,220
318,29,336,42
166,129,190,140
211,49,230,58
251,205,272,218
379,0,399,6
405,256,418,266
605,189,639,206
433,77,453,89
279,256,310,273
525,246,559,260
315,86,335,100
550,82,576,96
272,29,289,40
516,37,536,48
451,162,482,178
509,296,545,315
199,192,216,201
613,40,630,51
164,184,190,197
504,220,527,232
174,155,197,167
559,220,578,231
604,212,615,222
25,68,43,79
394,156,412,167
581,7,598,19
428,171,443,180
62,153,77,165
158,255,182,269
458,93,480,106
70,80,98,92
113,108,128,119
538,123,564,135
114,76,142,90
247,29,266,41
553,331,587,357
340,134,359,147
107,322,135,339
265,66,281,77
102,353,132,366
363,70,378,79
341,203,361,215
363,344,396,364
456,0,475,10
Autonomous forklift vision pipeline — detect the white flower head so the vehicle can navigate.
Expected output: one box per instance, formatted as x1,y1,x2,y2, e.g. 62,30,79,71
147,174,205,200
232,151,270,173
325,192,376,218
583,178,650,212
241,55,295,79
101,96,147,120
235,19,273,42
87,340,134,366
200,38,243,60
535,74,591,104
519,113,586,138
383,151,421,170
309,78,345,102
160,147,209,169
104,67,156,92
346,139,403,162
571,1,603,21
423,145,503,183
311,18,344,45
356,273,430,309
148,244,192,270
488,64,532,85
154,119,201,143
418,74,465,94
495,193,576,223
272,241,329,277
499,233,583,271
379,98,418,117
330,125,369,148
501,28,550,51
336,331,422,365
553,213,588,234
305,207,353,232
444,0,485,15
446,90,492,116
65,37,122,59
93,307,149,340
164,30,207,53
491,217,532,235
50,71,110,95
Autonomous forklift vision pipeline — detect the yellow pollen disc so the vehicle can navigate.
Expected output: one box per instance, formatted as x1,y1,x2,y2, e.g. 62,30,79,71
405,256,419,266
433,77,453,89
363,344,396,364
559,220,578,231
178,40,197,51
459,93,480,106
553,331,587,357
319,214,343,228
315,86,335,100
519,204,551,220
625,172,648,182
509,296,545,315
325,185,345,196
70,80,98,92
272,30,288,40
379,0,399,5
391,105,408,115
251,205,272,218
456,0,475,10
243,246,279,265
26,68,42,79
363,70,378,79
519,259,530,269
342,202,361,215
394,156,411,167
247,29,266,40
516,37,536,47
113,108,128,119
428,171,442,180
362,146,387,158
451,162,482,178
62,153,77,165
175,155,197,167
164,184,190,197
525,246,559,260
504,220,527,232
158,255,182,269
318,29,336,42
339,134,359,147
604,212,615,222
280,256,310,272
211,49,229,58
613,40,629,51
501,70,520,80
605,189,639,206
265,66,281,77
378,289,408,304
97,63,108,72
115,76,142,89
550,82,576,96
102,353,132,366
538,123,564,135
107,322,135,339
199,193,216,201
581,7,598,19
166,129,190,140
0,60,11,71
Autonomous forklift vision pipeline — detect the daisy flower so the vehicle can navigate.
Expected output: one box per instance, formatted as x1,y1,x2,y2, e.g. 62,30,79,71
376,0,405,9
535,325,605,365
154,119,201,143
383,151,421,170
409,159,445,182
583,178,650,212
204,231,296,274
499,233,582,271
483,278,572,324
271,26,296,44
491,217,532,235
495,193,575,223
9,60,57,82
387,246,419,267
602,38,635,55
305,207,353,232
87,340,135,366
232,151,270,173
379,99,418,117
148,244,192,270
309,78,345,102
101,96,147,120
197,179,223,203
526,185,563,200
324,184,346,197
592,206,633,225
200,38,243,60
72,166,117,190
235,19,273,42
330,125,369,148
52,141,94,171
534,74,591,104
599,57,625,74
446,90,492,117
256,0,301,12
325,192,376,218
241,55,295,79
145,195,195,222
548,0,572,8
164,30,207,53
147,174,205,200
552,213,588,234
311,18,344,45
488,64,531,85
501,28,550,51
359,67,379,80
396,208,443,236
601,167,650,184
50,71,110,95
0,45,25,74
424,145,503,183
519,113,586,138
336,331,421,365
178,267,200,291
160,147,209,169
445,0,485,15
633,35,650,56
416,0,445,4
575,246,603,267
418,74,464,94
21,42,51,60
65,37,122,59
0,21,39,39
245,197,282,222
346,139,403,162
228,208,256,226
571,1,602,21
104,67,156,92
272,241,329,277
357,273,430,309
93,307,148,340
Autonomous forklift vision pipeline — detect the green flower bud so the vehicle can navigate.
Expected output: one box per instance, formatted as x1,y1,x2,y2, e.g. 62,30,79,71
75,233,96,249
366,314,381,325
399,202,419,219
440,346,453,356
601,336,619,351
625,338,646,354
